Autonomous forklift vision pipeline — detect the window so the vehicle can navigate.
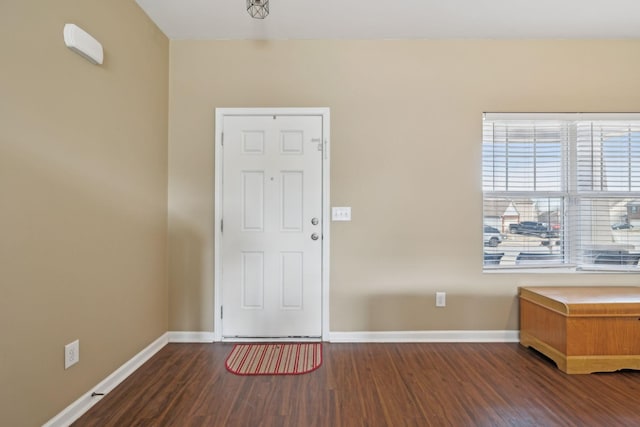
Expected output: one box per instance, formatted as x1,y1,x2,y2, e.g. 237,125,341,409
483,113,640,271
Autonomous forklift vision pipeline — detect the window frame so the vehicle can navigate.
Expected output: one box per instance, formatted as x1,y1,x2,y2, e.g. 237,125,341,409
483,112,640,273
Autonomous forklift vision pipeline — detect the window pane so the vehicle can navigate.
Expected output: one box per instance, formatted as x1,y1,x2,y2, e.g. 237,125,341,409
483,121,565,192
577,122,640,192
576,197,640,268
483,197,564,267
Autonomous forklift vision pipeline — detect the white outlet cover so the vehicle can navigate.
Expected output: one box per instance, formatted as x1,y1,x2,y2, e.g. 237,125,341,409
65,339,80,369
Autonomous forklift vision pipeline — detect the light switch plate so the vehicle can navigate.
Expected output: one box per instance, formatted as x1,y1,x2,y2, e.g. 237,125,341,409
332,207,351,221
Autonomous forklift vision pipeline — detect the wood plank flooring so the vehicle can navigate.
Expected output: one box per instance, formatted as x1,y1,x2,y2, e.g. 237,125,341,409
73,343,640,426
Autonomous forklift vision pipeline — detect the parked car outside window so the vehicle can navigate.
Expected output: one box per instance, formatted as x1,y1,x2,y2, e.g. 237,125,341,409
483,225,503,247
508,221,558,238
611,223,634,230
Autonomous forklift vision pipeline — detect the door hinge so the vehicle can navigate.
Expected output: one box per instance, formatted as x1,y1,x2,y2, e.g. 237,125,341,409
312,138,322,152
221,132,224,146
221,219,224,232
221,306,223,319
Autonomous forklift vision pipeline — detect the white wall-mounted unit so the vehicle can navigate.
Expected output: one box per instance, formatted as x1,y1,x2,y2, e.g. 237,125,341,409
63,23,103,65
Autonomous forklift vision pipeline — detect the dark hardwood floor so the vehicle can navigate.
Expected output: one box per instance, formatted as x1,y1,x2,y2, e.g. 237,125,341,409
73,342,640,426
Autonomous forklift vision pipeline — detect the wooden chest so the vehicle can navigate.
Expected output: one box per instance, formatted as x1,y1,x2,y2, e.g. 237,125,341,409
519,286,640,374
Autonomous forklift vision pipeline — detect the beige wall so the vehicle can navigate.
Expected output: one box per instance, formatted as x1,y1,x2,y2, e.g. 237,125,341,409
169,40,640,334
0,1,168,426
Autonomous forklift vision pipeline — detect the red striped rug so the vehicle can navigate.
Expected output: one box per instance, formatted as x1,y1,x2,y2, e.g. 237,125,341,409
225,343,322,375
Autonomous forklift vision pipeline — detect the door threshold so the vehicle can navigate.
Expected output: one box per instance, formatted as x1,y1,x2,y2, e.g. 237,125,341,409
221,336,322,343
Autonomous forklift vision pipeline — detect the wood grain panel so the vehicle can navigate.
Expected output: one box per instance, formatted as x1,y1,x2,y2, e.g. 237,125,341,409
567,317,640,355
520,298,567,353
520,286,640,316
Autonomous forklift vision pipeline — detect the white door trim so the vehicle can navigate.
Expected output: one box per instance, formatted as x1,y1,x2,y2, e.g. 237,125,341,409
214,107,330,341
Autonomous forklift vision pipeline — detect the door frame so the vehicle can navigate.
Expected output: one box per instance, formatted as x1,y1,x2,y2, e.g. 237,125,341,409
213,107,330,341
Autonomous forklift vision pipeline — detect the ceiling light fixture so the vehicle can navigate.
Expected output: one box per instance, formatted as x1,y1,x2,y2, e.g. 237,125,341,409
247,0,269,19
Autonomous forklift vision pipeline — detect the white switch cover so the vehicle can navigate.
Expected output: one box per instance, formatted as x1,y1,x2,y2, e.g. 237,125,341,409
332,207,351,221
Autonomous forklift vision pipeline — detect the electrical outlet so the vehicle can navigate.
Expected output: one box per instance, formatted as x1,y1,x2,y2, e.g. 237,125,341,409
436,292,446,307
65,340,80,369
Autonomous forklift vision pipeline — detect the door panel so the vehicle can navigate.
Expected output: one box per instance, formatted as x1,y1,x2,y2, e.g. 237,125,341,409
281,171,303,231
221,115,323,337
241,251,264,308
241,172,265,231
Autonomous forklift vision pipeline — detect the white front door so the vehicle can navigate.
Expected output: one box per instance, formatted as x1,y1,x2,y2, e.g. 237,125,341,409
219,112,325,338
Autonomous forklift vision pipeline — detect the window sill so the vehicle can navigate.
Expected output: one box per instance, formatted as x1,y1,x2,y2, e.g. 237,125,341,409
483,266,639,274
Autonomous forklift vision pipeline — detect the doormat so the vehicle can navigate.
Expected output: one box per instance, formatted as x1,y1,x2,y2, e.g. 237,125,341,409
225,343,322,375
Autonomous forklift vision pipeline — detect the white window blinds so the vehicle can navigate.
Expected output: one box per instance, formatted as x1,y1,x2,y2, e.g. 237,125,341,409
483,113,640,271
482,120,567,193
576,122,640,192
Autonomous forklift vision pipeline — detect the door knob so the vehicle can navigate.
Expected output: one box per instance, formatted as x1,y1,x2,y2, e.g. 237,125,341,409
311,217,319,225
311,233,319,241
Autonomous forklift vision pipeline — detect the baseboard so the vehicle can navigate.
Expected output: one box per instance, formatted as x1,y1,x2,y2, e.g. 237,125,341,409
328,330,520,343
43,333,169,427
167,331,216,343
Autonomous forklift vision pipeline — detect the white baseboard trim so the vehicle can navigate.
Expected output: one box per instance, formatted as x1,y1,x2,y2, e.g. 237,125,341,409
43,333,169,427
329,330,520,343
167,331,216,343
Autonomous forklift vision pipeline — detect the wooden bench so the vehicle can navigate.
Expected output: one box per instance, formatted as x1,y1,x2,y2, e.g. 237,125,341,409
519,286,640,374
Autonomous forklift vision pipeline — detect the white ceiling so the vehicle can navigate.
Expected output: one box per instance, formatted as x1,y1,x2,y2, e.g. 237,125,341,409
136,0,640,40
